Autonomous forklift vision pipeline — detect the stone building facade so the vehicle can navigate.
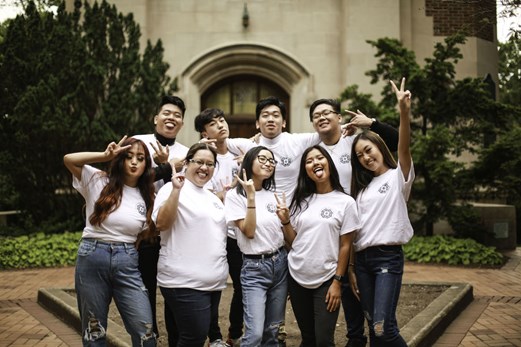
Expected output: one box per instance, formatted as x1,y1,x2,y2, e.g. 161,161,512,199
70,0,498,144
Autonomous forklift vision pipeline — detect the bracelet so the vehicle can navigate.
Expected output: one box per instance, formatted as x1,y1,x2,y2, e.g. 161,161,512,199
247,206,256,209
281,220,291,226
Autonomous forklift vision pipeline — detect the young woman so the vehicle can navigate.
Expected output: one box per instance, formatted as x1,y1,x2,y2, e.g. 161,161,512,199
152,143,228,346
350,78,414,347
275,145,360,347
63,136,156,346
224,146,288,347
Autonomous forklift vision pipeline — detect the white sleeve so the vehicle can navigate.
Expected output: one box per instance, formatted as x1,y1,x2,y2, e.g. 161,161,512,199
226,138,256,155
224,189,247,224
151,182,173,223
340,197,361,235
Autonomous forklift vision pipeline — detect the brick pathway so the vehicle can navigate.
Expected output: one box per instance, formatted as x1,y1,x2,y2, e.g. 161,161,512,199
0,248,520,346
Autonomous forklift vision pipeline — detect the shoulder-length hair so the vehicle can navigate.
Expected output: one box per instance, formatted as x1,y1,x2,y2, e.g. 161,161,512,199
289,145,345,216
350,130,397,199
236,146,276,197
89,138,156,236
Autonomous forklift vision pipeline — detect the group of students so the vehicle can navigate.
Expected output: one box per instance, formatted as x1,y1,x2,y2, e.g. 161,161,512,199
64,77,414,347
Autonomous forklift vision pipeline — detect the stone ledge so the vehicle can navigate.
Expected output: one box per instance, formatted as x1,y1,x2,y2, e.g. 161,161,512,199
37,281,473,347
401,281,473,347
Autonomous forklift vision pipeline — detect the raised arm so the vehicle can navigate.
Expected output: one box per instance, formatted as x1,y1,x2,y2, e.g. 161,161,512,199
346,110,399,151
390,78,412,179
155,172,184,230
233,169,257,239
63,136,130,180
275,192,296,246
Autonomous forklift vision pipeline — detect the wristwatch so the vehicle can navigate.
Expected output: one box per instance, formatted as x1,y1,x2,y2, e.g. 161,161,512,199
370,118,377,127
333,274,344,282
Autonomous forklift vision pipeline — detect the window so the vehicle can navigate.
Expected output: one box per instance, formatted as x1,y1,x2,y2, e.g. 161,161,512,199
202,75,290,138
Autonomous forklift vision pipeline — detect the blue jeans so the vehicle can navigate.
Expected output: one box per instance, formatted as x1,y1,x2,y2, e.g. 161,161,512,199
75,238,156,347
161,287,222,347
355,246,407,347
341,275,367,344
288,276,339,347
241,247,288,347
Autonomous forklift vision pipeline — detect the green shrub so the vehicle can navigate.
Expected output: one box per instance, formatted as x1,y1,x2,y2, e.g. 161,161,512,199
403,235,504,266
0,231,82,270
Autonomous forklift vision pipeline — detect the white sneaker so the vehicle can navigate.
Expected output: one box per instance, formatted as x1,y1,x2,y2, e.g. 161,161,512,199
209,339,231,347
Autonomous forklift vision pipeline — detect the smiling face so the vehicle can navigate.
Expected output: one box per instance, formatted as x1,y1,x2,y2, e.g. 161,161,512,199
305,148,330,184
154,103,184,139
251,149,276,182
185,149,216,187
311,103,342,137
256,105,286,139
354,138,388,176
123,143,147,186
202,116,229,142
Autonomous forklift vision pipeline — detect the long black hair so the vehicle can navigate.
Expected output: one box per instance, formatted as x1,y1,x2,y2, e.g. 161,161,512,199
289,145,345,216
236,146,276,197
350,130,397,199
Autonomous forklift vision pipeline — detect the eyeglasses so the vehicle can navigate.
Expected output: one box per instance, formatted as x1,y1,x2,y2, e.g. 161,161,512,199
312,109,339,120
257,155,277,166
188,159,215,168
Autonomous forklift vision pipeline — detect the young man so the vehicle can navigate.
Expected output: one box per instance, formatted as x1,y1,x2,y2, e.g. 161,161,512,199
133,95,189,345
194,108,243,347
226,96,320,200
309,98,398,347
309,98,398,194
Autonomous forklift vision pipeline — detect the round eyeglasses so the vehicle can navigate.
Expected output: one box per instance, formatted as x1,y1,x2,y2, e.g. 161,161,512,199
257,155,277,166
188,159,215,168
312,109,339,120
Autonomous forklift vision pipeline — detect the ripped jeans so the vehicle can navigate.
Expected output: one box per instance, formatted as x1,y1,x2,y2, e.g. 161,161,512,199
355,245,407,347
241,248,288,347
75,238,156,346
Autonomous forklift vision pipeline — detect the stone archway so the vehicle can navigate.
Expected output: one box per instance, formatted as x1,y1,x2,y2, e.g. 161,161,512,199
181,42,311,94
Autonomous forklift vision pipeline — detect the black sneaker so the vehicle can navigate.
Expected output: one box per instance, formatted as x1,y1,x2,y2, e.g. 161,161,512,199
346,338,367,347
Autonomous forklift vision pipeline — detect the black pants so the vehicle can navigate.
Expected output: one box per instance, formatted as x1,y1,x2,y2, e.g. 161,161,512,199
138,237,177,344
208,237,244,341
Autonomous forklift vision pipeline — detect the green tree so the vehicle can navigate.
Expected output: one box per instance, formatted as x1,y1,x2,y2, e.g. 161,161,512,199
0,0,177,233
341,34,510,236
498,36,521,106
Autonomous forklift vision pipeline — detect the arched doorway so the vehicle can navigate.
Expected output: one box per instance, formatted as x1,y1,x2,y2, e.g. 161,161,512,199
201,75,290,138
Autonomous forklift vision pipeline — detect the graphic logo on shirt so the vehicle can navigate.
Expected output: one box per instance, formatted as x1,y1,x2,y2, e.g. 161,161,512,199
136,203,146,216
279,157,292,167
266,202,277,213
213,202,223,210
320,208,333,219
379,183,390,194
340,154,351,164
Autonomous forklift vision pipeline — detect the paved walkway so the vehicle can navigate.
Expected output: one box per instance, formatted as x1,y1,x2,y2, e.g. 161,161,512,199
1,248,520,346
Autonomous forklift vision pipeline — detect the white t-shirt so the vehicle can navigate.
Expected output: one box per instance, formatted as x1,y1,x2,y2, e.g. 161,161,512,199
354,163,415,252
133,133,189,191
227,132,320,199
208,151,241,192
224,188,284,255
319,135,354,194
205,150,241,239
288,191,360,289
73,165,147,244
152,180,228,291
